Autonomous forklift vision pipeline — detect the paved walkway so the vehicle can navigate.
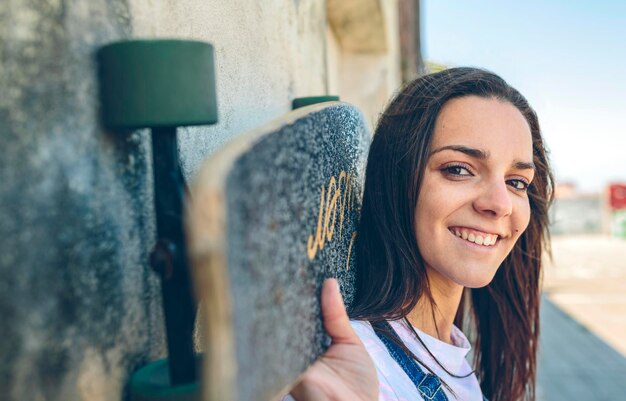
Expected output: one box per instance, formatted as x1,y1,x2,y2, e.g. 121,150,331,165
543,235,626,356
537,297,626,401
538,235,626,400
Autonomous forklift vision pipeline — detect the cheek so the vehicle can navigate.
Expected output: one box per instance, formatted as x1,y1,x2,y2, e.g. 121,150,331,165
416,173,455,212
415,176,468,224
513,199,532,239
414,179,446,233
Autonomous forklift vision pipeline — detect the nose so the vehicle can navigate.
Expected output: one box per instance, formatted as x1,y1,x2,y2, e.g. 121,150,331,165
473,178,513,218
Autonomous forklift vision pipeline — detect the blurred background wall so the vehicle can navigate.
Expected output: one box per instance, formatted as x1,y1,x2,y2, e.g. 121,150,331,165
0,1,416,400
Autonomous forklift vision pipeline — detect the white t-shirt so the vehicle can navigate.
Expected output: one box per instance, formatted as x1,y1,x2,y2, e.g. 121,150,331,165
351,319,484,401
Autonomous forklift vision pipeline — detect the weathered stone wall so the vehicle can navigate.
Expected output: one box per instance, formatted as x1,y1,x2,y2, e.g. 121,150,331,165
0,1,328,400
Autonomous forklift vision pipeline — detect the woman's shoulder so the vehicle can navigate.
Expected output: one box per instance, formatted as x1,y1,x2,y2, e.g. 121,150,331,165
349,319,424,401
349,320,384,353
349,319,373,335
349,320,389,355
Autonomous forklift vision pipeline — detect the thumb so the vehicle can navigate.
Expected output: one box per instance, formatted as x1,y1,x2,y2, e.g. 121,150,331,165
320,278,361,346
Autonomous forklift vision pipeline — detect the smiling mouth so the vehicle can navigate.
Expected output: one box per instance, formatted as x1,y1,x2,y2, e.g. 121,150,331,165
448,227,499,247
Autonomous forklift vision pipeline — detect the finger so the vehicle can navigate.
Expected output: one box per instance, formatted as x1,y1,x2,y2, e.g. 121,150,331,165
289,378,330,401
320,278,361,345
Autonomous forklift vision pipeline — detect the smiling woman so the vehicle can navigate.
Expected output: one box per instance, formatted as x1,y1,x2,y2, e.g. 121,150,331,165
416,96,534,291
347,68,553,401
291,68,553,401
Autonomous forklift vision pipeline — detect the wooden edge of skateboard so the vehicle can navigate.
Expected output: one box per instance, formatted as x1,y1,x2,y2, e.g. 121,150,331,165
187,101,347,401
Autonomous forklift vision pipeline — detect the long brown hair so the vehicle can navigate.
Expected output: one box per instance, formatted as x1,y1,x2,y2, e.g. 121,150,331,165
349,67,554,401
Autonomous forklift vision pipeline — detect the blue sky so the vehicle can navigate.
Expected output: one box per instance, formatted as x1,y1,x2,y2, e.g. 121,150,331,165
423,0,626,191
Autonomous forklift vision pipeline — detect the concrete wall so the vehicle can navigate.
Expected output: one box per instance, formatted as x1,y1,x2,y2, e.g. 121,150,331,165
0,1,337,400
128,0,329,174
326,0,402,128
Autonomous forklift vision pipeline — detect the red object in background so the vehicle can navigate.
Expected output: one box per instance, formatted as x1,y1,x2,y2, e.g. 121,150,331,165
609,183,626,210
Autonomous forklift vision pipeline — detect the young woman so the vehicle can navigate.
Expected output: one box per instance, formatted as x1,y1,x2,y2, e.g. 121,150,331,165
292,67,553,401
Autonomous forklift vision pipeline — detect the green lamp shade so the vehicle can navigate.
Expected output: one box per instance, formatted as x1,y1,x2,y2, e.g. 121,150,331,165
292,96,339,110
129,358,199,401
98,39,218,129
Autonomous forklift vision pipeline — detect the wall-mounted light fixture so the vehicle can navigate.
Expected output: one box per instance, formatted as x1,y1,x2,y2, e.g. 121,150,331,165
98,39,217,401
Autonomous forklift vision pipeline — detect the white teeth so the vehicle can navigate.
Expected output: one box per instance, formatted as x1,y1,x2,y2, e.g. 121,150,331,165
453,229,498,247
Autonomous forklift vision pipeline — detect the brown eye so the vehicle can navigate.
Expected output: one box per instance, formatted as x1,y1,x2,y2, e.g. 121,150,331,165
442,164,472,176
507,179,529,191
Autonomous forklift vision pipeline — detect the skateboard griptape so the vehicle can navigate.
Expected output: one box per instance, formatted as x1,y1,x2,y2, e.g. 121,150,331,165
188,102,370,401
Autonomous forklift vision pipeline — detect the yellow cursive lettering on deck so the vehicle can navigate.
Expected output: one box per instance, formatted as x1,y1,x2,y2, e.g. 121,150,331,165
345,231,357,270
306,170,357,261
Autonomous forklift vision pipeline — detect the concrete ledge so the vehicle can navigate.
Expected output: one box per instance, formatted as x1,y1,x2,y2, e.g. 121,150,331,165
327,0,387,53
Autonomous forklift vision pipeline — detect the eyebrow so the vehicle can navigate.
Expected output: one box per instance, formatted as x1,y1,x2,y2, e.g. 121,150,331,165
513,161,536,171
430,145,489,160
430,144,536,171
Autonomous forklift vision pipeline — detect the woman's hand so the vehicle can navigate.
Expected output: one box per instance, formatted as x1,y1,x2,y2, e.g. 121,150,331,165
289,279,379,401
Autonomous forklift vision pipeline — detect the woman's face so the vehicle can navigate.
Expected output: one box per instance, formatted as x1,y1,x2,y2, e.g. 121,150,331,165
414,95,534,289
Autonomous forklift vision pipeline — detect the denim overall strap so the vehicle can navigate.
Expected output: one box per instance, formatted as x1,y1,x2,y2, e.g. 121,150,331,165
372,321,449,401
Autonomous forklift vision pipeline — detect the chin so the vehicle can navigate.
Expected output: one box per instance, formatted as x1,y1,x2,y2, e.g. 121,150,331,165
454,269,499,289
463,277,495,289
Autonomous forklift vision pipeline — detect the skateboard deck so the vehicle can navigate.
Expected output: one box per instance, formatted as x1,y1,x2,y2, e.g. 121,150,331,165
188,102,370,401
